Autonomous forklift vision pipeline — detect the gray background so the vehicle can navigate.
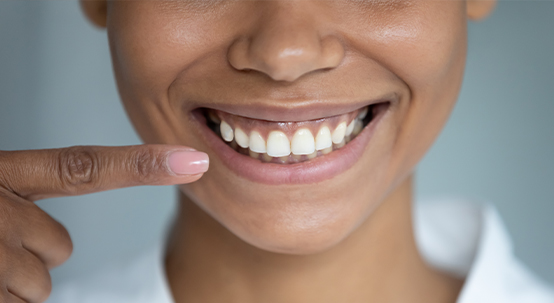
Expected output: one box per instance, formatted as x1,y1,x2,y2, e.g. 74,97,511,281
1,0,553,288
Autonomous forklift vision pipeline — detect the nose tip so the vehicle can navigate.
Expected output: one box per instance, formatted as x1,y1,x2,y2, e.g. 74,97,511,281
227,13,345,82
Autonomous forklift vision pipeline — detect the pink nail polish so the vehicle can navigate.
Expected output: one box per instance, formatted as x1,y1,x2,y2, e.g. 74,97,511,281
167,151,209,175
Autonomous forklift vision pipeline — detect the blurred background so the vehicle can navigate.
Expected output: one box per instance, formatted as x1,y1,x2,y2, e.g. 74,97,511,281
1,0,553,288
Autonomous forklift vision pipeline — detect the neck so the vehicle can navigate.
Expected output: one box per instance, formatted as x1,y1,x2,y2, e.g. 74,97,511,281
165,176,463,303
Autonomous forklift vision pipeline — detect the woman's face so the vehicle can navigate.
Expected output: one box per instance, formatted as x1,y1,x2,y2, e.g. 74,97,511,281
105,0,467,254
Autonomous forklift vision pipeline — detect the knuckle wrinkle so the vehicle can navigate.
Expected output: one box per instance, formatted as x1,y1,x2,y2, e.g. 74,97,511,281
132,148,166,181
58,147,97,188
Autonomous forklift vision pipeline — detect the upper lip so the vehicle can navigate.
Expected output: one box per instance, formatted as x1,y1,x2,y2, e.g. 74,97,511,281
190,92,398,122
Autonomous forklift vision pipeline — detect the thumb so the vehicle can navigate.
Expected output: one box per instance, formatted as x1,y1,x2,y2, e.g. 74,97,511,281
0,145,209,201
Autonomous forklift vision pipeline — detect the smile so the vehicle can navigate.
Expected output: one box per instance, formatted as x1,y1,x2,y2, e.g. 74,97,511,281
194,100,391,184
205,105,375,163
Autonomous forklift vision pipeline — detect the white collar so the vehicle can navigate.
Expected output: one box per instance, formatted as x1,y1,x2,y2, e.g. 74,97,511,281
415,199,554,303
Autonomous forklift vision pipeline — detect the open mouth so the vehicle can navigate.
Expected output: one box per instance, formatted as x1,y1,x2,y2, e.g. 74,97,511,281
192,101,390,184
199,103,388,165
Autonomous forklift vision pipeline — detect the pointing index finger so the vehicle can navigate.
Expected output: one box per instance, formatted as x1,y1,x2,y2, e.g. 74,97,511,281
0,145,209,201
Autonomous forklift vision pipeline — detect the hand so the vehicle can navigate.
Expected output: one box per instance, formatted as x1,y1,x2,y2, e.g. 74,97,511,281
0,145,209,303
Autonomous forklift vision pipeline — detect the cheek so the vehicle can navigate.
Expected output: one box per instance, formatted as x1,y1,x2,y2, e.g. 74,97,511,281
364,4,468,175
367,13,467,100
107,2,221,101
107,2,232,144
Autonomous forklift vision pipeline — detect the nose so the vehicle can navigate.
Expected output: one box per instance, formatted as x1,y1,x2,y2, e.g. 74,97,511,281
227,2,345,82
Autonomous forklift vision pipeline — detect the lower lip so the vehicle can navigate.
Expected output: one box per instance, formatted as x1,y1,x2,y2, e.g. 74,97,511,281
193,106,387,185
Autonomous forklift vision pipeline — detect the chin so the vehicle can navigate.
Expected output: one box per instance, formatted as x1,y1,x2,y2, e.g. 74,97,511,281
182,178,375,256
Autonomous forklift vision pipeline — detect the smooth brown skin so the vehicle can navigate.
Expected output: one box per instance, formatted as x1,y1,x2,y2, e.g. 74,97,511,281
81,1,495,303
0,1,495,303
0,145,205,303
88,1,493,303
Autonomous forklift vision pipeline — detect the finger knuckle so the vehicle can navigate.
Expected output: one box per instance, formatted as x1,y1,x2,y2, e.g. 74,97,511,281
21,250,53,303
130,148,167,182
57,146,98,191
34,268,52,303
51,222,73,267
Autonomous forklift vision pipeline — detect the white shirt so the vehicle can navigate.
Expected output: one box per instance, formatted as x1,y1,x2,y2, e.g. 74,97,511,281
48,199,554,303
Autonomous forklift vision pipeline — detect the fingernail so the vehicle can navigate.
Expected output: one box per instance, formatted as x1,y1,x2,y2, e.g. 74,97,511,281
167,151,209,175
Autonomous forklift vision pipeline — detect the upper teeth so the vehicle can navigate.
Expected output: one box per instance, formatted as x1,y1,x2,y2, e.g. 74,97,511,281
267,131,291,157
249,131,266,153
220,121,234,142
218,117,364,158
357,107,368,120
331,122,347,144
210,106,372,161
234,128,249,148
315,126,332,151
345,119,355,136
291,128,315,155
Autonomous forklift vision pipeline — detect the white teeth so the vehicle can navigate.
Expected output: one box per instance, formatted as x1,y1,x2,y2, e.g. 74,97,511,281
220,109,368,162
220,121,234,142
315,126,332,150
235,128,249,148
352,120,363,136
249,131,266,153
266,131,291,157
346,119,355,136
358,107,368,120
291,128,315,155
332,122,347,144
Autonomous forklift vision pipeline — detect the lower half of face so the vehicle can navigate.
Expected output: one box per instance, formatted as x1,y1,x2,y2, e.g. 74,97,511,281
107,0,468,254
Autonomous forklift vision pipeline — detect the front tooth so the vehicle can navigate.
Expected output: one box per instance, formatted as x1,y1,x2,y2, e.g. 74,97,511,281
358,107,368,120
291,128,315,155
249,131,266,153
315,126,332,150
266,131,291,157
332,122,347,144
235,128,249,148
346,120,355,136
220,121,234,142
